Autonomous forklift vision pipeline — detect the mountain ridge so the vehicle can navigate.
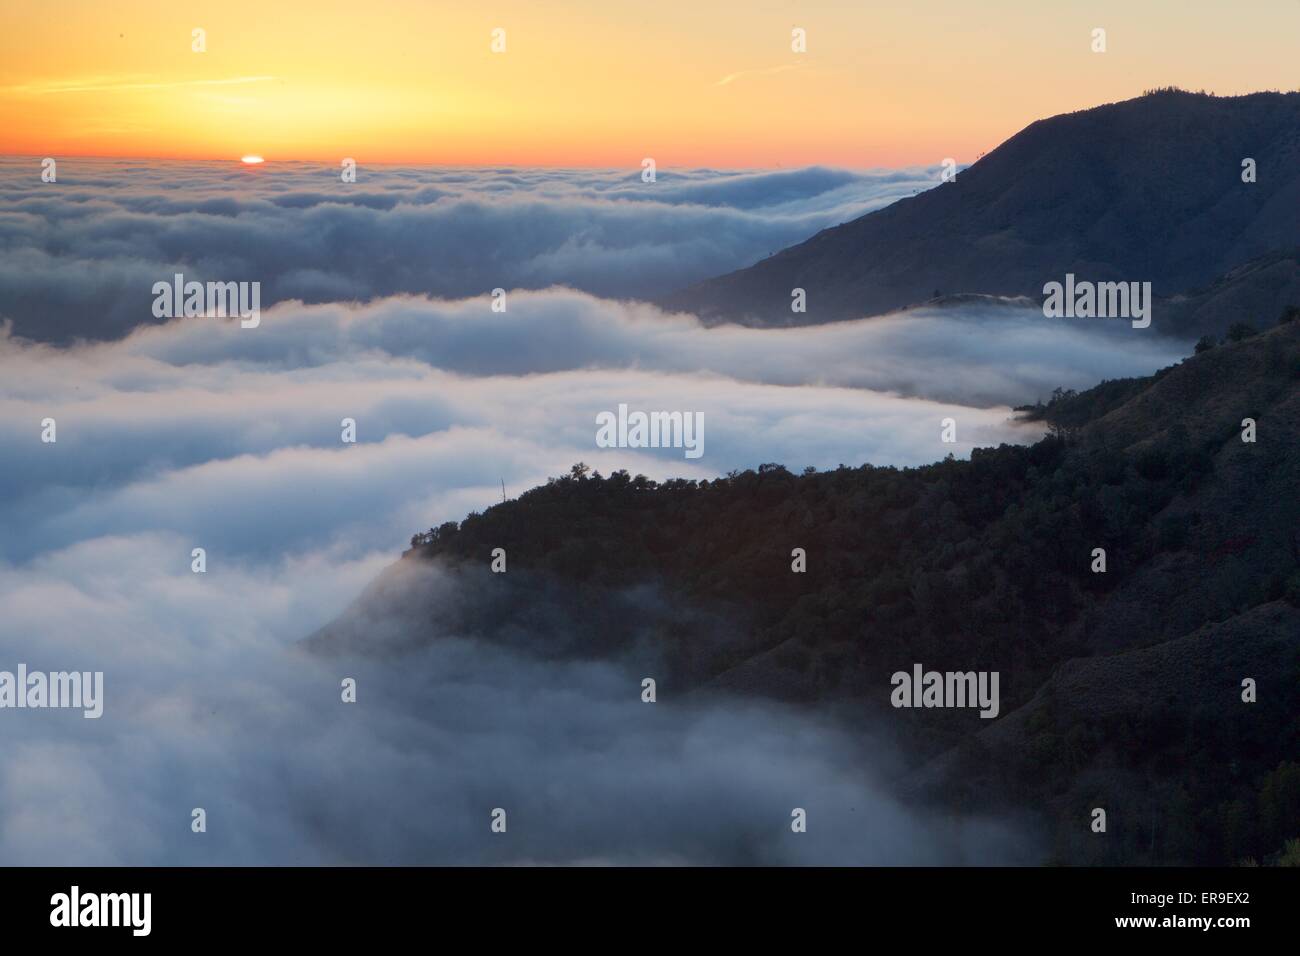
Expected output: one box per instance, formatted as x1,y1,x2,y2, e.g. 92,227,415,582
310,318,1300,863
667,90,1300,337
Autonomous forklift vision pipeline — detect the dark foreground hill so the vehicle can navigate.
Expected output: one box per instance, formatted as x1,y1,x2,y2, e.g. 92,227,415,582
669,91,1300,337
313,319,1300,865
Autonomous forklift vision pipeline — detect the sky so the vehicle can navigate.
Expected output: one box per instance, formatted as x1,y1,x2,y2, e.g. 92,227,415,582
2,0,1298,166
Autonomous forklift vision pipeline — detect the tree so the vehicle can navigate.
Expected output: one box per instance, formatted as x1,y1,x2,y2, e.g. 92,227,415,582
1278,838,1300,866
1226,322,1258,342
1194,335,1216,354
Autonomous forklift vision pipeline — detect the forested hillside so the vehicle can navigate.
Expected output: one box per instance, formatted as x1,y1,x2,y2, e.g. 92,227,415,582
317,319,1300,864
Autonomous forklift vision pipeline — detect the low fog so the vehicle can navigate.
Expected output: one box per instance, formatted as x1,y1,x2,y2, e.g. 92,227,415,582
0,548,1040,864
0,160,1188,864
0,158,940,342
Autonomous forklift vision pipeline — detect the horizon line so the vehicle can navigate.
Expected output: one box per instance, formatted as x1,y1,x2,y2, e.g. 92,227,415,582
0,151,953,173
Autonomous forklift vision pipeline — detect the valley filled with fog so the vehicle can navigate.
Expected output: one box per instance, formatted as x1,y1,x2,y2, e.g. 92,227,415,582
0,161,1191,863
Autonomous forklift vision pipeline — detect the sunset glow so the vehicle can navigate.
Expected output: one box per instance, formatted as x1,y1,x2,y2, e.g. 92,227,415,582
2,0,1298,167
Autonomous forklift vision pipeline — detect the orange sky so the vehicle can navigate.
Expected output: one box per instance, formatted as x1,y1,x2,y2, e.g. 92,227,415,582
2,0,1297,167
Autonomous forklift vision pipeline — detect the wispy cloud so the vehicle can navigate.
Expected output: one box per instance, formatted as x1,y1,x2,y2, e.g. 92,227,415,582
4,75,277,95
715,63,805,87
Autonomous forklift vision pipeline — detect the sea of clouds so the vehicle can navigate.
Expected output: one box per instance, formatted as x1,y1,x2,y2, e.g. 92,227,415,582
0,159,1189,863
0,157,942,342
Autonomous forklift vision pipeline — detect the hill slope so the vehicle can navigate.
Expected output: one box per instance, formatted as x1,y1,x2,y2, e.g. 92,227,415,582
1159,248,1300,339
668,91,1300,334
314,320,1300,864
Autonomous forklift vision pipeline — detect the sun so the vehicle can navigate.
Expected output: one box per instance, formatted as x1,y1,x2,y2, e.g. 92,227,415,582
240,155,264,165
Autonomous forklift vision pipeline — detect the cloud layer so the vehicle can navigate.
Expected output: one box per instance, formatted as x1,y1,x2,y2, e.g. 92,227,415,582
0,157,940,342
1,543,1044,865
0,161,1186,864
2,285,1193,567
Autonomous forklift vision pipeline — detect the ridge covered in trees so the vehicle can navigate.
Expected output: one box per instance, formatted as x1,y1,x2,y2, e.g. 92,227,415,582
385,322,1300,864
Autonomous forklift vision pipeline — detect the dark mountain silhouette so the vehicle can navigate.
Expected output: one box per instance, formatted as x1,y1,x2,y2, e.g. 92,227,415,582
916,600,1300,865
314,317,1300,865
1160,248,1300,340
667,90,1300,337
914,249,1300,343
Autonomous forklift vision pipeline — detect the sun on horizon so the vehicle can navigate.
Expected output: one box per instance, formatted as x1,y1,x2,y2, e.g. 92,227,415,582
3,0,1299,168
